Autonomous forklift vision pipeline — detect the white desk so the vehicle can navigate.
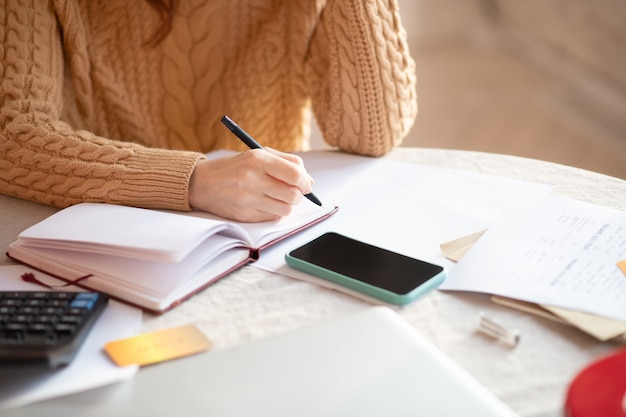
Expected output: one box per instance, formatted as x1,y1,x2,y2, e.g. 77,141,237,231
2,148,625,417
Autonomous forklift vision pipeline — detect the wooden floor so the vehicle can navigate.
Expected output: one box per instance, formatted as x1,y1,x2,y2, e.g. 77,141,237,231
402,42,626,180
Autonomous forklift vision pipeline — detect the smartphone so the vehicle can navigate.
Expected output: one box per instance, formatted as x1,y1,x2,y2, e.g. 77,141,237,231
285,232,446,305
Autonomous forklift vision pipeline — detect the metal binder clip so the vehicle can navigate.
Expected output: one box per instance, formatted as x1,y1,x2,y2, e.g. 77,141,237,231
477,314,520,347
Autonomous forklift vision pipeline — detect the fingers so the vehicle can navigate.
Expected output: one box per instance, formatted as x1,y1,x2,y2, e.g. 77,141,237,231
264,148,314,194
188,150,316,222
237,149,313,200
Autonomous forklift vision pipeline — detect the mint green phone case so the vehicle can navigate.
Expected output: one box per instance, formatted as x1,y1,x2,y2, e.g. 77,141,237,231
285,249,446,306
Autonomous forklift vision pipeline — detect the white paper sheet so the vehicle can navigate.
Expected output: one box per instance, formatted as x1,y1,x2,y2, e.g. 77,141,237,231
440,195,626,322
253,151,553,281
0,265,140,411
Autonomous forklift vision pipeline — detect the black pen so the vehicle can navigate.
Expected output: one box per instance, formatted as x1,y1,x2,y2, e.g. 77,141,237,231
221,115,323,206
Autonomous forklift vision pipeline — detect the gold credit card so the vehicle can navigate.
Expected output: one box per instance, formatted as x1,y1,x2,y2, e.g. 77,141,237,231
618,260,626,276
105,324,212,367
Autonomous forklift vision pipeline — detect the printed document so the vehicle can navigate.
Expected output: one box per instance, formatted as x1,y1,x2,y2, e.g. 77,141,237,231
441,195,626,322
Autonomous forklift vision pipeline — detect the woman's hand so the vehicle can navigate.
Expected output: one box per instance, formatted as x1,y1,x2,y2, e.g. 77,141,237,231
188,149,315,222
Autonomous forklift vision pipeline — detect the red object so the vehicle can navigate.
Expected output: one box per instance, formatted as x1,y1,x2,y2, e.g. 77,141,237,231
565,349,626,417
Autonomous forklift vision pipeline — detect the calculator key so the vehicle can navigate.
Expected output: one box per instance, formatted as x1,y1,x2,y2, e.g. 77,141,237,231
54,323,76,334
48,299,69,307
27,323,50,333
41,307,62,315
60,315,83,324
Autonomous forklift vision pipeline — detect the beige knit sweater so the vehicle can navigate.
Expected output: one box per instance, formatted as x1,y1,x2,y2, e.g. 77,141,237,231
0,0,417,211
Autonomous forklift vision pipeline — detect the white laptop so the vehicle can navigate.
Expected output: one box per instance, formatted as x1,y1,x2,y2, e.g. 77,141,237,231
9,307,518,417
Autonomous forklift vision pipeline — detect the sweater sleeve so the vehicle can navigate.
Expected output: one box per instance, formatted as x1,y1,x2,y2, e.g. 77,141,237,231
304,0,417,157
0,1,203,211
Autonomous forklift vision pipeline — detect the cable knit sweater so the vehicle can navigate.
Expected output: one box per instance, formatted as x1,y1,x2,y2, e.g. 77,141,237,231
1,0,417,211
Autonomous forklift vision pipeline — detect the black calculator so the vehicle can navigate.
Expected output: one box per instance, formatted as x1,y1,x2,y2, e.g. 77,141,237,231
0,291,109,368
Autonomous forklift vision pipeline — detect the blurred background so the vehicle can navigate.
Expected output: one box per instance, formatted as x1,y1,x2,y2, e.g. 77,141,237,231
311,0,626,180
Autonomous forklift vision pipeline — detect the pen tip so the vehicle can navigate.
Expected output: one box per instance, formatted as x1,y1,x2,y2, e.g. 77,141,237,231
306,193,323,207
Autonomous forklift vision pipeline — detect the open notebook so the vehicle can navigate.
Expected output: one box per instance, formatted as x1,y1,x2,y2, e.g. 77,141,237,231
9,307,519,416
7,202,336,313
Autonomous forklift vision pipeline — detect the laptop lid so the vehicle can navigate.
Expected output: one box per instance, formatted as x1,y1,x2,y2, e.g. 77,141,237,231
11,307,518,417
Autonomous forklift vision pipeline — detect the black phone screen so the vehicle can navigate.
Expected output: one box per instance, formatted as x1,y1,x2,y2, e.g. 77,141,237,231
288,232,444,295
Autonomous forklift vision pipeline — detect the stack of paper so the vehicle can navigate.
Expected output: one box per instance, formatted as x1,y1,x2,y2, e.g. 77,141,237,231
440,195,626,342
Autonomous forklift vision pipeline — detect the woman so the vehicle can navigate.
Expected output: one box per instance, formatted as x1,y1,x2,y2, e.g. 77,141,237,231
0,0,417,222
